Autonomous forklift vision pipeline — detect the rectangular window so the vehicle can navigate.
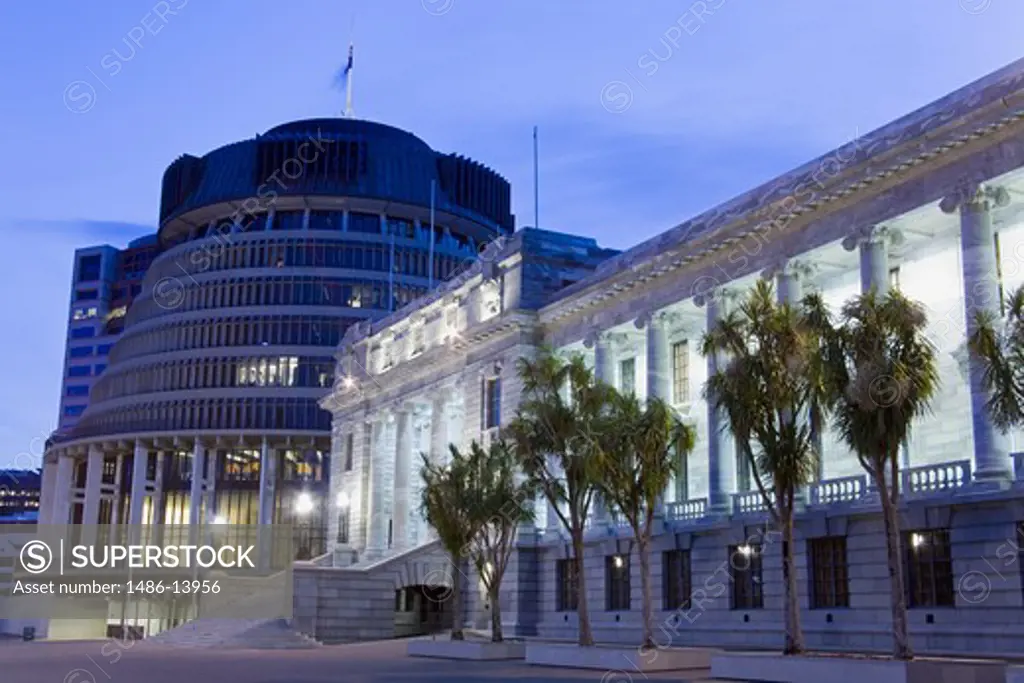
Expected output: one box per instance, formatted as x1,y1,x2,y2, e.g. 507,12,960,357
348,212,381,234
65,385,89,397
729,544,764,609
78,254,102,282
905,529,954,607
68,365,91,377
337,507,350,544
63,405,86,417
94,364,107,375
484,377,501,429
70,326,96,339
97,344,113,355
808,536,849,608
344,433,354,472
556,558,579,612
69,346,93,359
619,358,636,395
672,341,690,403
889,266,901,289
76,288,98,301
663,550,692,611
606,554,631,611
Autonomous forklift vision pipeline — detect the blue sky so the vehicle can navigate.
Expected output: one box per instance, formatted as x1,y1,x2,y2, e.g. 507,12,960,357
0,0,1022,468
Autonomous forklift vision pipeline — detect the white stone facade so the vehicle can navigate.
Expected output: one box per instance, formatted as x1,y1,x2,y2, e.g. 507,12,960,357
305,58,1024,653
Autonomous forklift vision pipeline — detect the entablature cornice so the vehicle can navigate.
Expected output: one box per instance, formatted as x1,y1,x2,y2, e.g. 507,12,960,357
539,68,1024,336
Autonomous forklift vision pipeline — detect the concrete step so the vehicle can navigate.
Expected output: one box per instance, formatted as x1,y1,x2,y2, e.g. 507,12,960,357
147,618,320,650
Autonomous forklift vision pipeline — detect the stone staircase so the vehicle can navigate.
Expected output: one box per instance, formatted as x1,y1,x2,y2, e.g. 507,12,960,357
146,618,321,650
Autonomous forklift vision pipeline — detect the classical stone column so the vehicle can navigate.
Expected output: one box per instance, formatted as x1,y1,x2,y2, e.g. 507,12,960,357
587,331,616,387
392,406,413,551
51,453,75,526
152,451,166,526
636,310,675,517
762,259,815,305
128,440,149,544
190,441,207,528
365,413,394,558
941,183,1013,484
205,449,218,522
696,288,736,513
584,330,619,527
843,225,903,295
37,458,57,526
82,445,104,526
409,407,431,547
637,311,672,402
430,395,449,465
257,439,276,525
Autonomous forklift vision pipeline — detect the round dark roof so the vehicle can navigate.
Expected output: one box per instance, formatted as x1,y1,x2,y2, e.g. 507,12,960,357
261,117,431,150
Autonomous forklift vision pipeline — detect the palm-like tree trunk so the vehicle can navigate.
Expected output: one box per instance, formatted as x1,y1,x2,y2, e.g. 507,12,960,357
450,557,465,641
876,469,912,659
489,583,504,642
781,507,804,654
571,529,595,646
637,535,654,648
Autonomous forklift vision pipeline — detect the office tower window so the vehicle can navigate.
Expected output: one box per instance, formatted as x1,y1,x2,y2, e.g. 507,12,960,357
70,327,96,339
78,255,102,282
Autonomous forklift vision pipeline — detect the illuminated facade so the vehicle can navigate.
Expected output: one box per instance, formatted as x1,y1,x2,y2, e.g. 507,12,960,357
299,59,1024,654
40,117,513,639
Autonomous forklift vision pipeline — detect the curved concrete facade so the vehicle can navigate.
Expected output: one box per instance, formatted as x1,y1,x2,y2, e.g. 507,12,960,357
40,118,514,642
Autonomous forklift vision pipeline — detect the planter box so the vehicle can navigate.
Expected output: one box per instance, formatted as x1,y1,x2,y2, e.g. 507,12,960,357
526,643,718,672
711,652,1007,683
407,639,526,660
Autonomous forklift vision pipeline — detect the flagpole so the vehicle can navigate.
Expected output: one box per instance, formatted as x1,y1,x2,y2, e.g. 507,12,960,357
428,179,436,288
344,43,354,118
533,126,539,229
389,226,395,312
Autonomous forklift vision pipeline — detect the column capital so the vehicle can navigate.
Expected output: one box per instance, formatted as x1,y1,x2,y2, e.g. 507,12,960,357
841,224,904,252
939,183,1010,214
693,285,734,309
583,329,629,349
634,309,679,330
760,257,816,283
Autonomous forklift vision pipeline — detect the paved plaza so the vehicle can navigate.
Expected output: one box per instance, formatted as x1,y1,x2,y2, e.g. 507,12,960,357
0,638,707,683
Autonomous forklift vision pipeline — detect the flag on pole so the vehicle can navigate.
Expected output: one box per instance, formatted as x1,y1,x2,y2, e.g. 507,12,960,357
335,44,355,117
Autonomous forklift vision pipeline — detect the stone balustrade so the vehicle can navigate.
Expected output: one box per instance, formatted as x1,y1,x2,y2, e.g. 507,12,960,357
666,498,708,522
732,489,772,514
809,474,868,506
901,459,971,496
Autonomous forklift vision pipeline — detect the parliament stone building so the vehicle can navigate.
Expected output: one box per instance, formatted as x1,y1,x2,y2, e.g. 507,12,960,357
298,58,1024,655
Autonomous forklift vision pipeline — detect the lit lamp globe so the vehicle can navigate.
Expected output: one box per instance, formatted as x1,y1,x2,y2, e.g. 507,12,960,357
295,492,315,516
